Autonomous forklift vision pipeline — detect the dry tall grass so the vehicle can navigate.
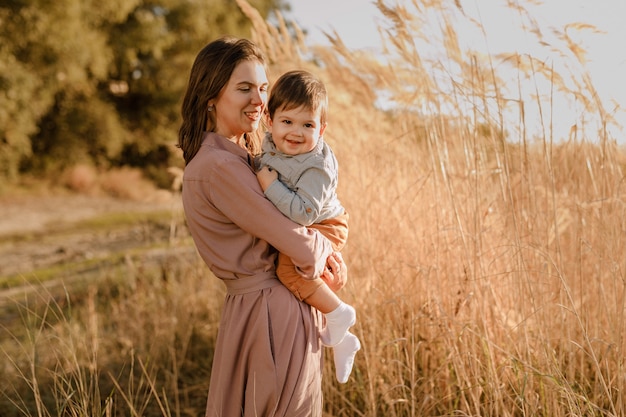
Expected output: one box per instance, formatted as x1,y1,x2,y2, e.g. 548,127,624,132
2,0,625,416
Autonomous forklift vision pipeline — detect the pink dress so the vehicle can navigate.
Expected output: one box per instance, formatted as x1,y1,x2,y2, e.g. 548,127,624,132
182,132,333,417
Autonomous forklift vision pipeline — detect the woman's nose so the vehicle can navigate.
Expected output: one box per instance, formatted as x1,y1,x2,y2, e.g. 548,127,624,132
251,89,265,105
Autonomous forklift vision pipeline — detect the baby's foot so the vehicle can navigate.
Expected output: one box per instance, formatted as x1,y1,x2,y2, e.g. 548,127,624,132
320,302,356,346
333,332,361,383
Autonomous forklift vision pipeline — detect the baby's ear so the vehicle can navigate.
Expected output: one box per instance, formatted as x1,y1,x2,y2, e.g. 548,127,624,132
265,113,274,131
319,122,327,136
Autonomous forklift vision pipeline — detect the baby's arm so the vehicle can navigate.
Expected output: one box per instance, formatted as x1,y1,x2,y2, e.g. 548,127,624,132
261,166,331,226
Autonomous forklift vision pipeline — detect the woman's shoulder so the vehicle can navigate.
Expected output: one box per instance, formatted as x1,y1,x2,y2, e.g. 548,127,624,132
186,135,249,178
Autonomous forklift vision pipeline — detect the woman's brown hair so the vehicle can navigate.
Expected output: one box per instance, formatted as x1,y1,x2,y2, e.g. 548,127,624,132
178,36,267,164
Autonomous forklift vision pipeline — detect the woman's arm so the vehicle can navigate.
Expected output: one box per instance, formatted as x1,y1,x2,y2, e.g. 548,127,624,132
322,251,348,292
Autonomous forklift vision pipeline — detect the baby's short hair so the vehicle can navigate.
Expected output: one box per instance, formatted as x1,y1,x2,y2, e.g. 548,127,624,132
267,70,328,124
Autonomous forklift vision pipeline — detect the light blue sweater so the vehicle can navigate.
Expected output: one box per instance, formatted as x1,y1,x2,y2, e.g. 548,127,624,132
257,132,345,226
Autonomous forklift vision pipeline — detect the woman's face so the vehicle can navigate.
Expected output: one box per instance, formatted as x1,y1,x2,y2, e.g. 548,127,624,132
210,60,268,142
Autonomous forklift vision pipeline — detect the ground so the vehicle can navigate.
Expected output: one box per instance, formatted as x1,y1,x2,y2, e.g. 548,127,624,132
0,190,185,300
0,191,178,237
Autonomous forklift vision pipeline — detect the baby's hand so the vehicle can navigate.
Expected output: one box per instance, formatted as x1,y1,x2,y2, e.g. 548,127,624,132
256,166,278,191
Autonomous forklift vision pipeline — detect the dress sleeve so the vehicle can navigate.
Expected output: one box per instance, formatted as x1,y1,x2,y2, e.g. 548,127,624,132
264,165,331,226
209,156,332,279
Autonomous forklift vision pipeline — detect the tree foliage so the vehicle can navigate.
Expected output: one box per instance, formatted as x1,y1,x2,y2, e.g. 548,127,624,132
0,0,285,185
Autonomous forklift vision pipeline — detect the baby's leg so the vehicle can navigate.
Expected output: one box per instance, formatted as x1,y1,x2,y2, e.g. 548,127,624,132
277,251,356,346
304,283,340,313
306,285,356,346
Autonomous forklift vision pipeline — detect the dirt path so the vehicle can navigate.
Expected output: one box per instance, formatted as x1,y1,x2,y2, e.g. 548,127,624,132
0,191,179,236
0,191,185,282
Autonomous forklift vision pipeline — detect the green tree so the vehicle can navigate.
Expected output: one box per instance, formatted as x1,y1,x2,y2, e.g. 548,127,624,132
0,0,285,186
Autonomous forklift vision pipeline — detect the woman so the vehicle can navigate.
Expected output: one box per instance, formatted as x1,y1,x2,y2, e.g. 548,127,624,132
178,37,348,417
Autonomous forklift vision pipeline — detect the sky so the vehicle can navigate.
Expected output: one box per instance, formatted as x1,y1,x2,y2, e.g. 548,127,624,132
285,0,626,143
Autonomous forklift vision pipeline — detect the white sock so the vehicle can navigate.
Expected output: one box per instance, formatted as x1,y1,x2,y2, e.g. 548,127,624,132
333,332,361,383
320,302,356,346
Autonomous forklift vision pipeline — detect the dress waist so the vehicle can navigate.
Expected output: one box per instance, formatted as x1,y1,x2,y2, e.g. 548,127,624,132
223,272,281,295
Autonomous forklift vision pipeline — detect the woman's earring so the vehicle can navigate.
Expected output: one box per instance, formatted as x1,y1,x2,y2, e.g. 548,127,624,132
208,105,214,112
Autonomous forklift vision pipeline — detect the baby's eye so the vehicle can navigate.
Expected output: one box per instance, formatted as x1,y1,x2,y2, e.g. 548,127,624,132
304,123,314,128
282,120,292,125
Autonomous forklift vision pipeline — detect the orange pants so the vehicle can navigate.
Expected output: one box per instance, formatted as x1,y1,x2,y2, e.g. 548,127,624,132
277,212,349,301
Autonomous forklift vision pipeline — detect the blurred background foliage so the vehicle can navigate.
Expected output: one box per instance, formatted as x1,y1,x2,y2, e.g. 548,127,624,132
0,0,287,187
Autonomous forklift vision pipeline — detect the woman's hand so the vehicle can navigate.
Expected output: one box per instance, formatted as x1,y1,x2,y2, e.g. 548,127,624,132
256,166,278,191
321,251,347,292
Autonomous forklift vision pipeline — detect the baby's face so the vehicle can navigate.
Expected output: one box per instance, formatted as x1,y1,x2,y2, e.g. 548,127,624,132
268,105,326,156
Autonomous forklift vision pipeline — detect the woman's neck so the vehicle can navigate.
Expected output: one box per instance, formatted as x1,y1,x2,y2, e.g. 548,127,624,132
228,134,247,149
233,134,246,149
214,130,246,149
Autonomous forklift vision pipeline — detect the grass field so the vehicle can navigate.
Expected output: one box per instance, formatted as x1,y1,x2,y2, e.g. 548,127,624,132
2,0,625,415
